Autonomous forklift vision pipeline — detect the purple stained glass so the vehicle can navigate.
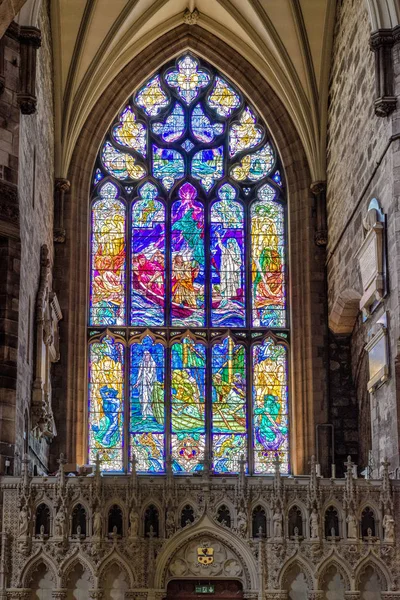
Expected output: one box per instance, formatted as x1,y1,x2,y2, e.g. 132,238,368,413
131,182,165,326
171,183,204,327
90,182,126,326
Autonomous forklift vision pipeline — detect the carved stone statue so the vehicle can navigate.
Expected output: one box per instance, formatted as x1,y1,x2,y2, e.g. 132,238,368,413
129,507,139,538
93,507,102,537
383,510,395,542
310,507,319,539
346,512,357,539
165,508,175,537
54,504,67,537
273,509,283,538
18,504,30,537
237,506,247,537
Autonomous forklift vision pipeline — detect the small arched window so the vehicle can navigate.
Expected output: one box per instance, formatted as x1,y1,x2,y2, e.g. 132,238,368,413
144,505,159,537
288,505,303,538
217,505,231,527
325,506,340,538
180,504,195,528
107,505,123,536
35,503,50,536
71,504,87,537
87,52,289,476
361,507,376,538
252,505,267,538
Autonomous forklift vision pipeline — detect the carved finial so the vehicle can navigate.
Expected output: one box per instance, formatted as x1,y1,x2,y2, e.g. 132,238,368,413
131,453,137,478
95,453,101,476
183,7,199,25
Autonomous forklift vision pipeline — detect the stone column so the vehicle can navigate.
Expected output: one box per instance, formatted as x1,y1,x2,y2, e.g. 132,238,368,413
53,179,70,243
370,29,397,117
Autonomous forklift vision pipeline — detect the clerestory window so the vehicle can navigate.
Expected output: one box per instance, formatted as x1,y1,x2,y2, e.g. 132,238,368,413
88,53,289,474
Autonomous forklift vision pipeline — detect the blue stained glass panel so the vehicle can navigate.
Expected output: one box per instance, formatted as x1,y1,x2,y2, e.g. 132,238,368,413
130,336,165,473
191,146,224,192
131,182,165,326
152,102,185,142
191,104,224,143
171,338,206,472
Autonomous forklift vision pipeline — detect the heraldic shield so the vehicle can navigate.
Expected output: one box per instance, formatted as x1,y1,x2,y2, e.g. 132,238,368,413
197,547,214,565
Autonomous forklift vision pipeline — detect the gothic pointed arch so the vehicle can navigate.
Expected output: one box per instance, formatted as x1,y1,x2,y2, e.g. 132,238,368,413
55,24,327,475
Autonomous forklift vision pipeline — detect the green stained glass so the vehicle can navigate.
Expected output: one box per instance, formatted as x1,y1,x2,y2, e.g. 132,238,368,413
152,145,184,190
212,338,246,473
253,339,288,474
191,146,224,192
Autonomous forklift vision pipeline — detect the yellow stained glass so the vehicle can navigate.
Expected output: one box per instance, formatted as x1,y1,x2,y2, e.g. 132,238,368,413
229,107,263,156
113,106,146,156
102,141,146,181
208,77,240,117
135,75,169,116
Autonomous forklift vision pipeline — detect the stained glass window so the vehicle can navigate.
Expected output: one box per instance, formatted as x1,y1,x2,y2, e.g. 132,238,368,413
89,52,289,474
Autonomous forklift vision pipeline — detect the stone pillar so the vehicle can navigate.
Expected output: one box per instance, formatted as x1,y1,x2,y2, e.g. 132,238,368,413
17,26,41,115
370,28,398,117
53,179,70,243
311,181,327,247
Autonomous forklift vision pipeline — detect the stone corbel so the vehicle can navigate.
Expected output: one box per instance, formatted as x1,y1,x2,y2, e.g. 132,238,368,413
370,28,398,117
310,181,327,247
54,179,70,243
17,25,41,115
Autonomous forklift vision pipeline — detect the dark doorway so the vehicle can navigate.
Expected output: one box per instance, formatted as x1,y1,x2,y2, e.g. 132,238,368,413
166,580,243,600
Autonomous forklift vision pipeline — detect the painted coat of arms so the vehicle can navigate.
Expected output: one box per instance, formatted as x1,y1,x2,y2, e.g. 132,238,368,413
197,547,214,565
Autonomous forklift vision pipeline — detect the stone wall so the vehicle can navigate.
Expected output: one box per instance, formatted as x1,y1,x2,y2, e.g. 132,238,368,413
0,3,54,476
327,0,400,473
16,2,54,473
